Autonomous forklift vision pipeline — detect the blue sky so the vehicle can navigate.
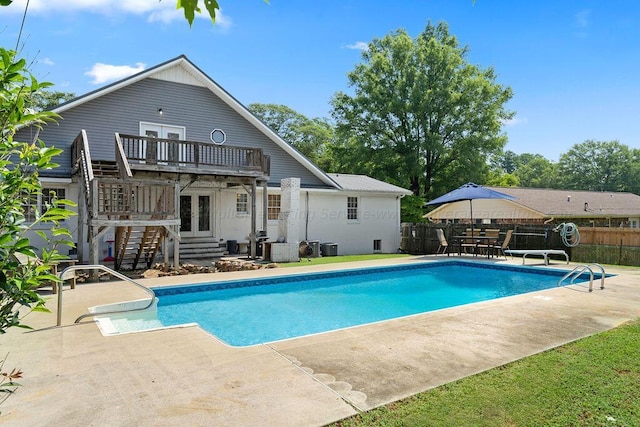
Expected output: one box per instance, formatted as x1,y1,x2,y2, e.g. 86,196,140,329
2,0,639,161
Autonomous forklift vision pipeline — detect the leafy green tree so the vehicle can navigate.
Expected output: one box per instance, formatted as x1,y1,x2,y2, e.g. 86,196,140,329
514,156,559,188
558,140,632,192
249,103,334,168
0,48,76,333
626,149,640,195
490,151,559,188
331,21,513,198
485,171,519,187
400,195,427,223
27,90,75,111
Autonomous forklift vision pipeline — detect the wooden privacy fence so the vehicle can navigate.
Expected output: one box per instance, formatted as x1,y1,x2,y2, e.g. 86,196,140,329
401,223,640,266
400,223,565,255
578,227,640,247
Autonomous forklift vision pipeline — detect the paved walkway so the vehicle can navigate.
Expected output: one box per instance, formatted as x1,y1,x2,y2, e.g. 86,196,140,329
2,257,639,426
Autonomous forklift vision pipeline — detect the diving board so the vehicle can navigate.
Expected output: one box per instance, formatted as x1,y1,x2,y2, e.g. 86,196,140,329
504,249,569,266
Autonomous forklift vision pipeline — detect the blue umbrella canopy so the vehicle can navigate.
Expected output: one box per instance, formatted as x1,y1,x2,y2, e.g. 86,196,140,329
426,182,516,206
426,183,516,235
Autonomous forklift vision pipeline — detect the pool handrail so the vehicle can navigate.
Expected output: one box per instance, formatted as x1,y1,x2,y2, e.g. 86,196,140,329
587,263,606,290
557,264,595,292
56,264,156,326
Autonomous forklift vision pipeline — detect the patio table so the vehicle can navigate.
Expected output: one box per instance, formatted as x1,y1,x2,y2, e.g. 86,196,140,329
452,235,499,258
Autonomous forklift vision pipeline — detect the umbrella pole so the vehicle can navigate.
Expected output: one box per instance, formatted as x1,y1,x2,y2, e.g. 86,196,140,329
470,200,474,237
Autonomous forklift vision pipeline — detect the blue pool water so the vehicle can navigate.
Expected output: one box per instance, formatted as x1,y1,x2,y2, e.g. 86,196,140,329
153,261,595,346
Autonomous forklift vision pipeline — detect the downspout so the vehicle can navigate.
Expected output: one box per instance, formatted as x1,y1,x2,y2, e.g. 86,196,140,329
305,191,309,241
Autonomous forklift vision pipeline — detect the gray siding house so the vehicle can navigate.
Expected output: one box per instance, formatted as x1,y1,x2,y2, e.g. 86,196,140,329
19,55,411,268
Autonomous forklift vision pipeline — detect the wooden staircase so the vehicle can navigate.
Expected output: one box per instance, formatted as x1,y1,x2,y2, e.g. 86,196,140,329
92,160,120,177
115,226,164,270
98,162,166,270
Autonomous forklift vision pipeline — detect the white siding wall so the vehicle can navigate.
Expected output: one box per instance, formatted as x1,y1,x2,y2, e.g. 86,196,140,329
23,180,81,258
218,188,402,255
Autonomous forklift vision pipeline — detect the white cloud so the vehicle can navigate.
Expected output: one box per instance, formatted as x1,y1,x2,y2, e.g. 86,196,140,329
85,62,146,84
2,0,232,28
40,57,55,66
344,41,369,51
502,117,528,127
575,9,591,28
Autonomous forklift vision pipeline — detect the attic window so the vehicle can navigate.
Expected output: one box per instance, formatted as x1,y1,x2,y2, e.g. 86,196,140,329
210,129,226,145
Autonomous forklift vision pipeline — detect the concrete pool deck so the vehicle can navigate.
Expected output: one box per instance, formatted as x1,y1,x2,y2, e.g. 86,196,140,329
2,256,640,426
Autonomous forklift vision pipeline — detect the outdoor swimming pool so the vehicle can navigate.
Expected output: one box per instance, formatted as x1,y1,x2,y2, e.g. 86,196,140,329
150,261,598,346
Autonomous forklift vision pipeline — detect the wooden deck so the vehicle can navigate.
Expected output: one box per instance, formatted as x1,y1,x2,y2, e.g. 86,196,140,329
117,133,270,178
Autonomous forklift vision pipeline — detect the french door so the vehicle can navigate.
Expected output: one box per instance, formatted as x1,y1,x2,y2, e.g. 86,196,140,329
139,122,186,163
180,193,213,238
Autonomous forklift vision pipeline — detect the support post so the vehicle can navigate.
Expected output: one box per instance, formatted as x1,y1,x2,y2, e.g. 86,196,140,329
173,226,180,268
77,178,86,263
250,180,257,259
262,181,268,233
89,229,100,280
174,182,181,268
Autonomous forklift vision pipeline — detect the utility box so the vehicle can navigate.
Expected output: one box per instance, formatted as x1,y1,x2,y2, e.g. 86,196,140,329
321,243,338,257
307,240,321,258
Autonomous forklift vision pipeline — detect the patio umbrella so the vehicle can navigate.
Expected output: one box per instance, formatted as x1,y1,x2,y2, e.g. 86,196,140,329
425,182,516,236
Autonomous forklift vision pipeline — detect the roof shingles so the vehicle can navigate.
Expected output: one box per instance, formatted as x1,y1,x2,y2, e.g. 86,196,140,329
488,187,640,217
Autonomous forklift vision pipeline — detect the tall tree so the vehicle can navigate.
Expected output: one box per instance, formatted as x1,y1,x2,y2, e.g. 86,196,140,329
331,21,513,197
27,90,75,111
249,103,334,168
514,155,559,188
558,140,632,192
492,151,559,188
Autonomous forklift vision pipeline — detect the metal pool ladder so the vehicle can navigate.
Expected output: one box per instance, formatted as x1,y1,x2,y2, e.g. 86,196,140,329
56,264,156,327
557,263,606,292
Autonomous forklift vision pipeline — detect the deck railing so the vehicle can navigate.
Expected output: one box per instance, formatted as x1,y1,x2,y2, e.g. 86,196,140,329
92,178,176,219
117,133,270,176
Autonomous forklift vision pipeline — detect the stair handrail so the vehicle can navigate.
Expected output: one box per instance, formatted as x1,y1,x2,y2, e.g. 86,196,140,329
114,132,133,179
72,130,93,209
56,264,156,326
557,264,595,292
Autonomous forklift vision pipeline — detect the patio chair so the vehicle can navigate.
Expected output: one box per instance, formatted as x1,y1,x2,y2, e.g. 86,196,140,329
476,228,500,256
460,228,478,255
488,229,514,259
435,228,449,255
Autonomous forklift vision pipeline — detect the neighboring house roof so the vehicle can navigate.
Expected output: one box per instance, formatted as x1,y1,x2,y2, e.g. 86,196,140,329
53,55,340,189
327,174,413,195
487,187,640,218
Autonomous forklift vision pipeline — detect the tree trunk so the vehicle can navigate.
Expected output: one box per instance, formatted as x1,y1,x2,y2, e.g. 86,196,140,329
409,176,420,196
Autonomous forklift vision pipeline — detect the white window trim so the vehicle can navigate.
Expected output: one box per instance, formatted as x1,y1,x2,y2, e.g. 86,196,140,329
267,194,281,222
347,196,360,223
24,185,70,227
236,193,249,216
139,121,187,138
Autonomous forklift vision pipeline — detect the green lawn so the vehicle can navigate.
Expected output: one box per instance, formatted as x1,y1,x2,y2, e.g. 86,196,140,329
332,318,640,427
276,253,412,268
